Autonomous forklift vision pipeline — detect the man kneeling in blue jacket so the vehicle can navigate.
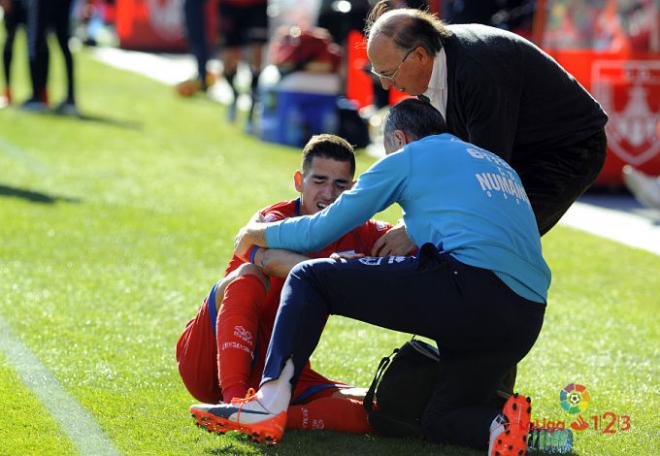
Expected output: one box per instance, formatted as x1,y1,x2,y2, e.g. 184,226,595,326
192,99,550,456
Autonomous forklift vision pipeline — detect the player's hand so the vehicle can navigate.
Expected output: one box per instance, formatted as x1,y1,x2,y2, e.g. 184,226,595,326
234,223,267,261
371,222,415,256
234,226,256,261
330,252,365,261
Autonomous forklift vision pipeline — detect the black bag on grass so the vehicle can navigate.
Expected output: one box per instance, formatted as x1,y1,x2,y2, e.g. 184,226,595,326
363,338,440,438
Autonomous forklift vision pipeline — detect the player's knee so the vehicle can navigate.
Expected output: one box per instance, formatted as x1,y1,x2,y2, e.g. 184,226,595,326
290,258,331,281
289,260,314,283
234,262,268,289
287,259,334,297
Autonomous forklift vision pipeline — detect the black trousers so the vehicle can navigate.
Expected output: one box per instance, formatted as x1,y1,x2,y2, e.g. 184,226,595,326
262,245,545,450
3,0,27,87
183,0,209,87
516,129,607,236
26,0,74,101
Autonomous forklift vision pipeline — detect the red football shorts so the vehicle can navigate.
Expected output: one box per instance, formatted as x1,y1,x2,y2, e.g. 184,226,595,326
176,290,345,404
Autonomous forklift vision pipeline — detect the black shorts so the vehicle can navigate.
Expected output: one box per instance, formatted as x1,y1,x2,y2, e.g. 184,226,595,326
217,2,269,48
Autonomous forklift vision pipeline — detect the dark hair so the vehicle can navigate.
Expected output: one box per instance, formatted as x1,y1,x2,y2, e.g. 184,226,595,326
302,134,356,175
384,99,447,141
365,1,451,55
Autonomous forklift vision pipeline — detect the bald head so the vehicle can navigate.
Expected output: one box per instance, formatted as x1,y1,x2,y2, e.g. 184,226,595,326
365,2,449,55
366,2,450,94
366,9,411,46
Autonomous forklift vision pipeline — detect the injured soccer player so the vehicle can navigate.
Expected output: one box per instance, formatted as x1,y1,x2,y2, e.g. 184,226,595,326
178,134,408,435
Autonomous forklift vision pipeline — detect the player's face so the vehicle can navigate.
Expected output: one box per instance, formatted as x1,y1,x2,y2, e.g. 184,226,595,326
295,156,355,215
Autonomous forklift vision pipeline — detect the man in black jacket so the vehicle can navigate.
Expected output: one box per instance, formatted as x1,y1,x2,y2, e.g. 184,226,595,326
365,1,608,236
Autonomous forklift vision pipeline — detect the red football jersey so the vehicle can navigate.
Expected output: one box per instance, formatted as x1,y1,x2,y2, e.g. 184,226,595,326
223,198,392,330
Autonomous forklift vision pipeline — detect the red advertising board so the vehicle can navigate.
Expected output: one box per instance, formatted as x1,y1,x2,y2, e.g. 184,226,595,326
345,30,410,110
544,50,659,185
538,0,659,186
116,0,218,52
591,57,659,184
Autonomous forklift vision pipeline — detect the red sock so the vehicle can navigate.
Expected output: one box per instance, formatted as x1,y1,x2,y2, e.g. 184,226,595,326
286,397,372,433
216,274,267,402
39,87,49,105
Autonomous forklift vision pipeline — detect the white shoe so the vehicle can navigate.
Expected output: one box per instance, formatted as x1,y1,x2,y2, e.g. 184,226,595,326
623,165,660,210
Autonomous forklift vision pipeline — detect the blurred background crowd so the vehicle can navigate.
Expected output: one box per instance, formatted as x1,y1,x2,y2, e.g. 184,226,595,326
1,0,658,204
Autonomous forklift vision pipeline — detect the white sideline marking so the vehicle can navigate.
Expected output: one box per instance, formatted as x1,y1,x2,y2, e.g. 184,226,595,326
91,48,252,107
0,137,48,173
559,202,660,256
92,47,194,85
0,317,122,456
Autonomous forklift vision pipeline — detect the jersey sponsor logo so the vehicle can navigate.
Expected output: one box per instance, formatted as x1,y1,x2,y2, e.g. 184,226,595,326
233,325,253,344
466,146,531,205
359,257,384,266
358,256,408,266
387,256,407,264
466,147,513,170
475,169,531,206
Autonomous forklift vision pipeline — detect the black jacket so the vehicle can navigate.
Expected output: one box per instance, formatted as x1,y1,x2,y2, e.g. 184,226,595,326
442,24,608,165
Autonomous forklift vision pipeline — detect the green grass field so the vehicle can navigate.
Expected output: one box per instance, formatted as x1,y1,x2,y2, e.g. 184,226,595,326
0,35,658,455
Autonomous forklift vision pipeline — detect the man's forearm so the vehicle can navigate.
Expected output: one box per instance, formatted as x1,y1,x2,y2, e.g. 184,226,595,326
253,248,309,278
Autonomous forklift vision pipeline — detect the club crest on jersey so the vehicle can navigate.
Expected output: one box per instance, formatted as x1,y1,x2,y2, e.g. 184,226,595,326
263,213,280,222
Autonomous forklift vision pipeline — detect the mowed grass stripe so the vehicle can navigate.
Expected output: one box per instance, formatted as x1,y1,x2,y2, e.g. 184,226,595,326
0,317,121,456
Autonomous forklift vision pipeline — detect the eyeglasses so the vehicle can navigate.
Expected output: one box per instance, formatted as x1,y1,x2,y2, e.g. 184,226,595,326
370,48,415,82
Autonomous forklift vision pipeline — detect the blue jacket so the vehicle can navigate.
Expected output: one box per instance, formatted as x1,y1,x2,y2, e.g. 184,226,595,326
266,134,551,303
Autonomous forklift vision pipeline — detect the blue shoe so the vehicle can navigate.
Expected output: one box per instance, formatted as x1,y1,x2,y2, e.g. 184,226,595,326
54,101,80,116
21,99,48,112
